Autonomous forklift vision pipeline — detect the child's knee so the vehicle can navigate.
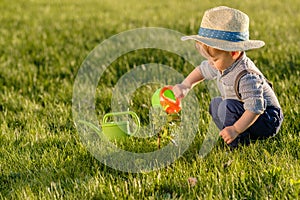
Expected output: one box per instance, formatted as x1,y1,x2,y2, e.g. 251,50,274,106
217,99,244,126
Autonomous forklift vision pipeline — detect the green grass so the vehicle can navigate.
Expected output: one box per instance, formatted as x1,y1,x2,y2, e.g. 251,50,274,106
0,0,299,199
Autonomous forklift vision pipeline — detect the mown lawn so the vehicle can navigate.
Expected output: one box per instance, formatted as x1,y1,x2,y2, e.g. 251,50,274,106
0,0,299,199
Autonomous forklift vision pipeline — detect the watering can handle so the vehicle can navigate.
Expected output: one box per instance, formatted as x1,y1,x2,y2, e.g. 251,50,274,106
102,111,140,135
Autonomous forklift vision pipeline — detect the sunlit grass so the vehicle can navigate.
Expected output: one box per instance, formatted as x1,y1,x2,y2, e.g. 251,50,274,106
0,0,299,199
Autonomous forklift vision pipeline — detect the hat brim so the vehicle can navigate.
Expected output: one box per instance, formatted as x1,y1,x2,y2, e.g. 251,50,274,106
181,35,265,51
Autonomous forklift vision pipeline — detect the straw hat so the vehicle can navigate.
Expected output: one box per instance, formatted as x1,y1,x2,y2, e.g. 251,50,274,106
182,6,265,51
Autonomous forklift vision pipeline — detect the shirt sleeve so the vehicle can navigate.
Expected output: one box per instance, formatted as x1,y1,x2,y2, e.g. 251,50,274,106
197,60,218,80
239,73,266,114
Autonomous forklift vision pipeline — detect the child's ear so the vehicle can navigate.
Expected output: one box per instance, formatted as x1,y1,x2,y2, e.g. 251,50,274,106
231,51,241,59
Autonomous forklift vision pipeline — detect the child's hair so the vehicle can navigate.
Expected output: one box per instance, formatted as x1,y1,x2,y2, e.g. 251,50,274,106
200,44,213,57
196,41,232,58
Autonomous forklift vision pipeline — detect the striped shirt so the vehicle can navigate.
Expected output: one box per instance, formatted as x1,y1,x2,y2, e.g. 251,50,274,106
198,52,281,114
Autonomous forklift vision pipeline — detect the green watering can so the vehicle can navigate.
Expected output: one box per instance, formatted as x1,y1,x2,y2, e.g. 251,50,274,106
102,111,140,141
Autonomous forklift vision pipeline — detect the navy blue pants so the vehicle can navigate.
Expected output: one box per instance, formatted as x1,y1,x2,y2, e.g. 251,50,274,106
209,97,284,148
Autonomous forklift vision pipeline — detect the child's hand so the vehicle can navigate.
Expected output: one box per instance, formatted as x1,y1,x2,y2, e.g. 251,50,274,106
219,126,240,144
172,84,190,99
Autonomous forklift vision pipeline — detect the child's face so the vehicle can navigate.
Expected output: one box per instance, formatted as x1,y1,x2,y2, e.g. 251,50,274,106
195,42,240,71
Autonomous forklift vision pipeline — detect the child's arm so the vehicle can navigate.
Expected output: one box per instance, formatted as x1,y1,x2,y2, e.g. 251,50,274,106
219,110,260,144
172,67,204,99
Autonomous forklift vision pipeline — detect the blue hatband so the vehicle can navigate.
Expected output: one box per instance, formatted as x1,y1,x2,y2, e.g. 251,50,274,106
198,27,249,42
